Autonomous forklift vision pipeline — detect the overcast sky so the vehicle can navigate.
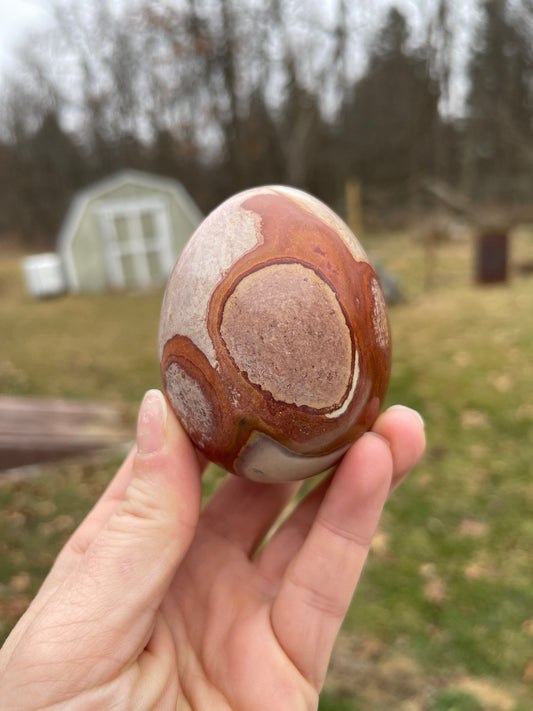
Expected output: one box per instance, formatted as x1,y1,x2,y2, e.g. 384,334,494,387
0,0,51,69
0,0,478,116
0,1,434,47
0,0,457,70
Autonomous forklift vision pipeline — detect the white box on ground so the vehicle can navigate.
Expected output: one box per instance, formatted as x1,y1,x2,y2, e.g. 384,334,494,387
22,253,66,298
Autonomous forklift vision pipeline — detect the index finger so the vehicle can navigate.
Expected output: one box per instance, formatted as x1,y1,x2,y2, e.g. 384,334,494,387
270,431,394,691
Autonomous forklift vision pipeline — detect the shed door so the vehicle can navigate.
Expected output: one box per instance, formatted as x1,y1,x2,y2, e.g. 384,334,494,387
98,198,174,289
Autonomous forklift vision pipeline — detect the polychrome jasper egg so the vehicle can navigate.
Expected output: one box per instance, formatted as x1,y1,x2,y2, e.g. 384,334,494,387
159,186,391,482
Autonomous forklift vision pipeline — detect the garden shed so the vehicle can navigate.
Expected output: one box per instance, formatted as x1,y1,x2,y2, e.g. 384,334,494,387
58,170,203,292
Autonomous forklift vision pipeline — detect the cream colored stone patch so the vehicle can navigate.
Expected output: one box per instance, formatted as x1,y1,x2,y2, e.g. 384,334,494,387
159,194,262,365
235,431,350,482
370,276,390,349
165,362,215,447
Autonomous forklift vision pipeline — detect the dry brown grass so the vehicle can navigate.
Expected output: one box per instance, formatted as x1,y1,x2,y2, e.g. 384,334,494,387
1,230,533,710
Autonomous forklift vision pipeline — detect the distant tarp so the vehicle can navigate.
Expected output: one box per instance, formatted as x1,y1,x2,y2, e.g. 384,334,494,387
0,396,132,471
374,262,405,305
475,231,509,284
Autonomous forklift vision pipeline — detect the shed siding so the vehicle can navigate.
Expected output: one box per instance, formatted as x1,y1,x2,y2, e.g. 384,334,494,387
70,205,109,292
168,199,198,253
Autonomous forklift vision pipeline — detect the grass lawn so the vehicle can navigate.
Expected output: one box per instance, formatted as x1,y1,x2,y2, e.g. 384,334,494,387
1,227,532,710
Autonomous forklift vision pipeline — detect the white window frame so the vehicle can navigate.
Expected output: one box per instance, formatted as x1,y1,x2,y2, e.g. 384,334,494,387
97,197,174,289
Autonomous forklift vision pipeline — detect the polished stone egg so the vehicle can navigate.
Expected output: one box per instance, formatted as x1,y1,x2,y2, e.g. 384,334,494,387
159,185,391,482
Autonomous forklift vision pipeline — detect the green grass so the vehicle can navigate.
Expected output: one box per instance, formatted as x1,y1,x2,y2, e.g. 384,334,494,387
319,692,364,711
1,229,533,709
0,282,162,402
429,689,483,711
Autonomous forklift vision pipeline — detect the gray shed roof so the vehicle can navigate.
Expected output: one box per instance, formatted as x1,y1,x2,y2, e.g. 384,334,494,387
58,170,202,252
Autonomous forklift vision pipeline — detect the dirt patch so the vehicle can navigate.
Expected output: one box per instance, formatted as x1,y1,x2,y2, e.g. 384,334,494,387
454,677,515,711
325,632,529,710
325,632,437,708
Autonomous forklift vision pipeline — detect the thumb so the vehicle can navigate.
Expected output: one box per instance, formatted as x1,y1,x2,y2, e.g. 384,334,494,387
108,388,203,591
83,388,203,613
50,390,202,680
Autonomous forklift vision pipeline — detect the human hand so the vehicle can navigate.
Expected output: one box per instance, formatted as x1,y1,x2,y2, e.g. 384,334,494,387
0,391,425,710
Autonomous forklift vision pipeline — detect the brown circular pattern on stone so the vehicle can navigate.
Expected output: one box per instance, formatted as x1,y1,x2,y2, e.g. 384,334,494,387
220,262,353,410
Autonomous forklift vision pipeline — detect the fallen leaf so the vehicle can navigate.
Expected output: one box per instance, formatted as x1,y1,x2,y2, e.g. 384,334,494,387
516,403,533,421
424,578,447,605
464,561,495,581
5,511,26,528
39,514,76,538
370,530,389,555
492,373,512,392
9,572,31,593
456,677,515,710
524,660,533,683
461,409,489,429
459,519,488,537
0,596,31,621
468,443,488,460
379,654,424,696
54,514,75,532
359,636,385,660
522,619,533,636
399,701,423,711
33,500,58,517
453,351,471,367
419,562,437,579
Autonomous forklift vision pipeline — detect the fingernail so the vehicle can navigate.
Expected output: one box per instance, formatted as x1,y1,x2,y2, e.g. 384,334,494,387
137,390,167,453
388,404,425,428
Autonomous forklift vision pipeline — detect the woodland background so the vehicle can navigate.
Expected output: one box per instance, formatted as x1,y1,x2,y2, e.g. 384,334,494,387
1,0,532,247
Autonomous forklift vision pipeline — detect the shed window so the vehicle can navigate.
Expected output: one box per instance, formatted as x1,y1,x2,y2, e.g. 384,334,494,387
141,212,157,244
97,198,173,289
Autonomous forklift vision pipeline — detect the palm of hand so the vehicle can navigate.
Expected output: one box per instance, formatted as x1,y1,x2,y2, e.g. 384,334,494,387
143,437,390,711
163,523,318,710
164,474,336,711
